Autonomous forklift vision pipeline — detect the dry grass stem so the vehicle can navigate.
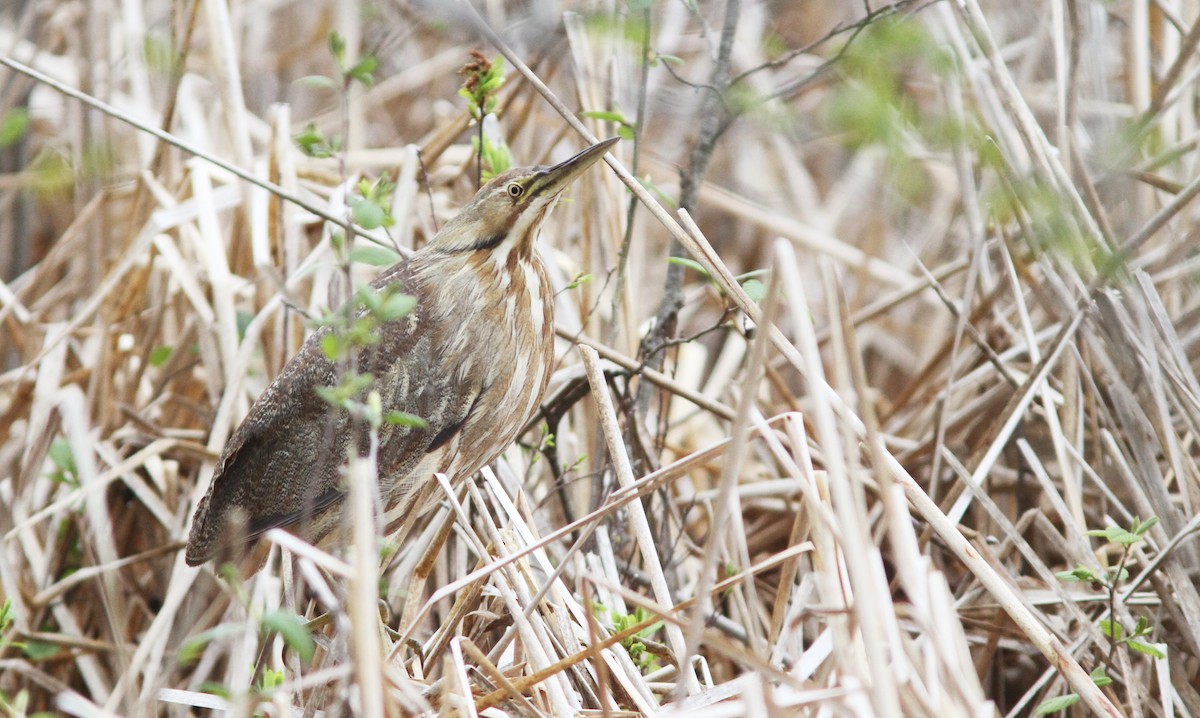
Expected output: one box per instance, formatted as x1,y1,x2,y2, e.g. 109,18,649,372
6,1,1200,715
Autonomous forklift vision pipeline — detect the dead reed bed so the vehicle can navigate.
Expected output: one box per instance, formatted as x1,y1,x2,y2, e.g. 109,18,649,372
2,0,1200,715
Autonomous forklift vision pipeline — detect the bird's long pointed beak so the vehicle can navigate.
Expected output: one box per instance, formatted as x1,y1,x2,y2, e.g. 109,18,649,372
530,137,619,198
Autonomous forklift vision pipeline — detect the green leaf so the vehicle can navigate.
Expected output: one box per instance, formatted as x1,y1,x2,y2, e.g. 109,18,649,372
0,598,14,631
356,283,381,312
315,385,340,408
1133,615,1151,636
1087,524,1140,545
258,667,285,692
200,681,231,699
1127,640,1165,659
327,31,346,64
320,333,342,362
634,609,663,638
741,278,767,303
385,411,427,428
316,373,374,409
480,76,503,94
28,149,72,198
480,137,512,178
1133,516,1160,536
295,122,332,158
667,256,710,277
0,108,29,149
734,269,770,282
637,175,676,206
1035,694,1080,715
378,293,416,321
296,75,338,90
1055,566,1097,583
178,623,244,664
1090,665,1113,686
347,56,377,86
349,245,402,266
149,345,173,367
7,691,28,716
580,110,628,123
364,391,387,429
347,316,380,346
48,438,75,476
262,609,315,663
351,198,386,230
22,641,59,660
655,53,684,66
611,611,636,632
236,310,253,341
617,125,636,141
1100,619,1124,640
141,33,177,76
566,273,593,290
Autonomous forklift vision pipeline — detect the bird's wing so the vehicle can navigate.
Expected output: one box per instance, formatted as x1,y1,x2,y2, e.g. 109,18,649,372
185,332,343,564
185,261,481,565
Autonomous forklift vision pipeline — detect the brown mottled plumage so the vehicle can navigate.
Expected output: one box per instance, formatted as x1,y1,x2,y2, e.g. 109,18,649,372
185,137,617,570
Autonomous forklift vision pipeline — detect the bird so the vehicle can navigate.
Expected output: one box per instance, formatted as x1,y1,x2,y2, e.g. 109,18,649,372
185,136,618,571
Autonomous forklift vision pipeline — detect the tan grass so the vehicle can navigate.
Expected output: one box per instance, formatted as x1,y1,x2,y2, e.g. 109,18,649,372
2,1,1199,716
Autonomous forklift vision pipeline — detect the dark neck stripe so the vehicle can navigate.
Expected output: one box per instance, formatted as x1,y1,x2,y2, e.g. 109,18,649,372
439,231,506,254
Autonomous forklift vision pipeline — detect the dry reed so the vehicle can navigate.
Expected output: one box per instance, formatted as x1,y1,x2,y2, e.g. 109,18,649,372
2,1,1198,716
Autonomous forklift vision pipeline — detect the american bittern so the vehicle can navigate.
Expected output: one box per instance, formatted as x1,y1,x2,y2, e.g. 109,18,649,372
185,137,618,570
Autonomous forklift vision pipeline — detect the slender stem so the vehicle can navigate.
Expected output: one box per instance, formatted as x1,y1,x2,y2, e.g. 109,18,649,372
637,0,742,415
0,55,352,231
477,111,484,188
607,6,652,347
1107,543,1131,667
416,147,439,235
331,57,362,439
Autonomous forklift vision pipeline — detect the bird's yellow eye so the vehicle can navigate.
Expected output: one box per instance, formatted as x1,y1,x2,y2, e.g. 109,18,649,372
507,183,524,198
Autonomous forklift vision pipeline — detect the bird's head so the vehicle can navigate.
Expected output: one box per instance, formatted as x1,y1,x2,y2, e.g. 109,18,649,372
426,137,618,255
